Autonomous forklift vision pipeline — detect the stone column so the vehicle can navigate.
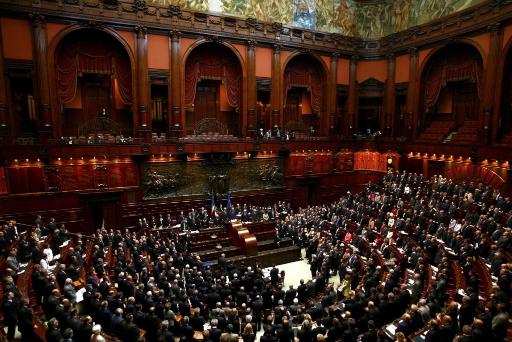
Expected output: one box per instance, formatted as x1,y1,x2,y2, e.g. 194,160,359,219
384,53,396,137
135,25,150,139
169,30,182,137
271,44,282,130
0,21,9,138
247,40,257,137
486,23,503,144
347,55,358,136
406,48,419,140
30,13,52,140
329,52,339,137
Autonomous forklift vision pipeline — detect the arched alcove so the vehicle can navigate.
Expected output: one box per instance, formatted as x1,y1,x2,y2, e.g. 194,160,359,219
183,42,243,137
420,43,483,127
54,29,133,137
282,54,327,137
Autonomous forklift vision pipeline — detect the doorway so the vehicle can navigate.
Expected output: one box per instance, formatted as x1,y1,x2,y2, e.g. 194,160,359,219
81,73,112,119
82,194,120,233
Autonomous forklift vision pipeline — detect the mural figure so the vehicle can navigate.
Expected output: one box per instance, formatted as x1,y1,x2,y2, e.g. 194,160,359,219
315,0,331,32
221,0,247,16
187,0,209,11
333,0,355,35
293,0,315,30
356,3,385,38
391,0,411,32
151,0,483,38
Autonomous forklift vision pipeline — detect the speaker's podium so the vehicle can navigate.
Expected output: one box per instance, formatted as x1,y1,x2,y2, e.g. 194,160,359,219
228,221,258,256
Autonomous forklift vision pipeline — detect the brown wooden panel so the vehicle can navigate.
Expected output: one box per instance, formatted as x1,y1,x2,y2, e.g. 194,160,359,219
60,165,79,191
78,165,95,190
0,168,7,194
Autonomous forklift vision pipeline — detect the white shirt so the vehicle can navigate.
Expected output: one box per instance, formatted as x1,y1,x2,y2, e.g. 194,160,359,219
43,247,54,262
40,258,49,270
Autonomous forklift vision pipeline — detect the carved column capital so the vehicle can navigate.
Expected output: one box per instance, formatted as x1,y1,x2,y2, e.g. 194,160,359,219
350,54,359,62
487,22,502,32
386,53,395,61
29,13,46,28
169,30,181,41
247,39,257,50
273,44,282,54
168,5,182,17
135,25,147,38
331,52,340,60
133,0,148,13
408,47,418,57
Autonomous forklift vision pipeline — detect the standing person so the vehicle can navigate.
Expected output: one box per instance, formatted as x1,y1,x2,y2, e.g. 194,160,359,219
18,297,35,342
2,292,18,341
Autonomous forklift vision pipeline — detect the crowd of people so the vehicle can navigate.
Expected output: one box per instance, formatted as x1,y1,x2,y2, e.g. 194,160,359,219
1,170,511,342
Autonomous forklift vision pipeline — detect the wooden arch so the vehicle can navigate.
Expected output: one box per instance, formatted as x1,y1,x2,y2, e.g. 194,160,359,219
281,52,329,135
181,39,248,136
47,24,136,137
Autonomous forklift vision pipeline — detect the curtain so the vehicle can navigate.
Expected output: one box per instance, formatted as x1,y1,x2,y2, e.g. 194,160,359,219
284,58,323,114
424,57,482,111
56,33,132,104
184,52,241,108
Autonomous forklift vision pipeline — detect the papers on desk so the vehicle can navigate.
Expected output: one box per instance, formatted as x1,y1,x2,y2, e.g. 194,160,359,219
457,289,467,297
76,287,86,303
431,266,438,274
59,240,69,248
384,323,397,337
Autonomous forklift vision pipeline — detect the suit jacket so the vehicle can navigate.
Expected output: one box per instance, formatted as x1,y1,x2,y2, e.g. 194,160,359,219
2,299,17,323
209,327,222,342
220,332,239,342
17,304,33,332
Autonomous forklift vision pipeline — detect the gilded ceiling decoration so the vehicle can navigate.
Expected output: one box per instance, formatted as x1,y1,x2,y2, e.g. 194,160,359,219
150,0,482,38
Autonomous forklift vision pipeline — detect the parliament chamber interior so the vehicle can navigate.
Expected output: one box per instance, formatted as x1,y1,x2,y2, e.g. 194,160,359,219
0,0,512,341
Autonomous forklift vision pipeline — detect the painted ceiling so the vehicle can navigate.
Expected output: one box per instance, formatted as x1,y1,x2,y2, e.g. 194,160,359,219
149,0,484,38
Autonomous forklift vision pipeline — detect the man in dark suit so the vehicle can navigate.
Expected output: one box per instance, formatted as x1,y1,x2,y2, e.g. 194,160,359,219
120,313,139,342
2,292,18,341
18,297,35,342
46,318,63,342
208,318,222,342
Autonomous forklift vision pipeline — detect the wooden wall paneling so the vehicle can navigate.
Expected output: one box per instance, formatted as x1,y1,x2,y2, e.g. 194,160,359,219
43,165,60,191
247,40,257,137
384,54,396,136
487,24,504,144
135,26,150,138
77,164,95,190
0,20,8,136
5,167,27,194
407,48,419,139
93,164,108,188
0,167,7,194
329,53,338,136
347,56,358,134
336,152,354,172
30,14,52,139
169,30,181,135
271,44,281,129
60,164,79,191
27,166,45,192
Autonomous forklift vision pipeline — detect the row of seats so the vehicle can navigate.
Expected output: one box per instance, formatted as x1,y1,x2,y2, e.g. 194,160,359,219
416,121,455,143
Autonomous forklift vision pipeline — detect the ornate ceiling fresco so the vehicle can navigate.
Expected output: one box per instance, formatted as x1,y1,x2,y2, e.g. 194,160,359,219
149,0,483,38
